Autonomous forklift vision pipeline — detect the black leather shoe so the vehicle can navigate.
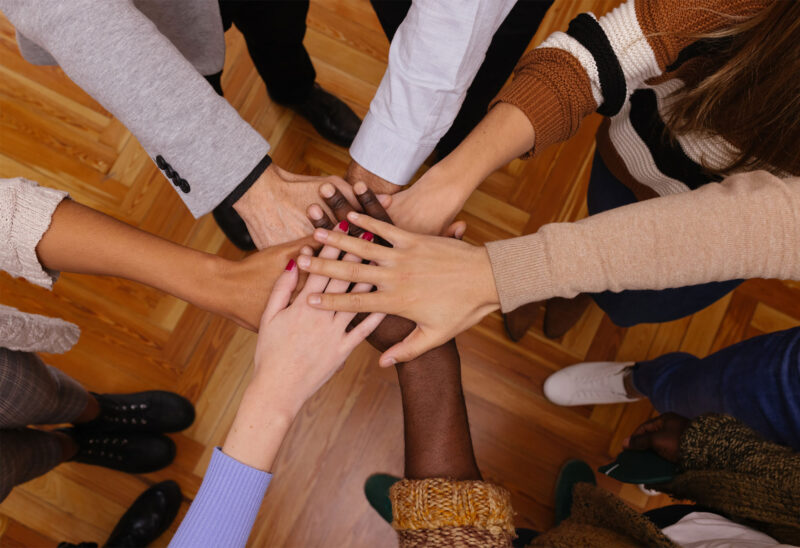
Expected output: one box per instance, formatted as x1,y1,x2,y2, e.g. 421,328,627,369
287,83,361,148
62,428,176,474
104,480,182,548
213,202,256,251
86,391,195,434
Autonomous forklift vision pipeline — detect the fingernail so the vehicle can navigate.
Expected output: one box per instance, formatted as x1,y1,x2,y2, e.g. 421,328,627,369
380,356,396,367
314,228,328,241
361,232,374,242
308,294,321,305
338,220,349,232
354,181,367,195
285,259,296,271
347,211,360,221
297,256,311,268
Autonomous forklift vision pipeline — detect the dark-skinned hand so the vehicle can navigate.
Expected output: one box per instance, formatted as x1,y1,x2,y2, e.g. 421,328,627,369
307,181,416,352
623,413,691,463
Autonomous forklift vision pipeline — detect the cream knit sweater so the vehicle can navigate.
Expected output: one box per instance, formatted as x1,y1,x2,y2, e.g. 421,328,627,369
0,177,79,353
486,171,800,312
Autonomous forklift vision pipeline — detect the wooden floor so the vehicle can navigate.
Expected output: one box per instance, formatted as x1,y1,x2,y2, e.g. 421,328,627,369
1,1,799,546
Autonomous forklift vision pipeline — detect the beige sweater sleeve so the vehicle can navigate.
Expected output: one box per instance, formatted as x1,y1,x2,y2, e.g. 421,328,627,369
0,177,68,289
486,171,800,313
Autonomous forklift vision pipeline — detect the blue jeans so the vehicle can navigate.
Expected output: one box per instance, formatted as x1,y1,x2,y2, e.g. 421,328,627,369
586,154,743,326
632,327,800,450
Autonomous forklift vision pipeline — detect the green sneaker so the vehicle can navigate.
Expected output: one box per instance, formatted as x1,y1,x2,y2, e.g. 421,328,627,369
554,459,596,525
364,473,401,524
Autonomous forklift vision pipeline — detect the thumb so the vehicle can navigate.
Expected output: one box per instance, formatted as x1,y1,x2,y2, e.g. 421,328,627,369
443,220,467,239
379,326,437,367
262,259,300,323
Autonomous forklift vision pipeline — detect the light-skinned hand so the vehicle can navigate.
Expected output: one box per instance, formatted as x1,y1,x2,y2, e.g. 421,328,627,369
296,212,500,366
233,164,359,249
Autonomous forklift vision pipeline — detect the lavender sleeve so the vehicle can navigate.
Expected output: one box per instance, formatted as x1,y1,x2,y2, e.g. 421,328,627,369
169,448,272,547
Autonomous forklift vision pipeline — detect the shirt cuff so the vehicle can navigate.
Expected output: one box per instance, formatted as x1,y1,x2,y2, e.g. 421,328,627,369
169,448,272,548
349,110,435,186
485,234,555,313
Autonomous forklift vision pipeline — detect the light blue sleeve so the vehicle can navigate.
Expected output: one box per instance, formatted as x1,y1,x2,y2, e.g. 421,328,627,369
169,448,272,547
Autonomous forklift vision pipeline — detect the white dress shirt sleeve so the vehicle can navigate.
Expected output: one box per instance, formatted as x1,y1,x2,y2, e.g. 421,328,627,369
350,0,517,186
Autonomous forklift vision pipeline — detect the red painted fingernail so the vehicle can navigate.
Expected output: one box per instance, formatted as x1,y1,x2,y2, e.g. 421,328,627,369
285,259,296,271
338,220,349,232
361,232,374,242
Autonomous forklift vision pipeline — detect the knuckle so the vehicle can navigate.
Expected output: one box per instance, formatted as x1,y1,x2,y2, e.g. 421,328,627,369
347,262,362,280
348,293,363,309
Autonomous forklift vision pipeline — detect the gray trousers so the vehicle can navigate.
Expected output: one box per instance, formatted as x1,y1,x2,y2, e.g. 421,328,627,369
0,348,88,501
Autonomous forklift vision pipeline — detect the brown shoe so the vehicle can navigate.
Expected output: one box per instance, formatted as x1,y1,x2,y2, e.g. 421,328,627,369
543,294,592,339
503,301,542,342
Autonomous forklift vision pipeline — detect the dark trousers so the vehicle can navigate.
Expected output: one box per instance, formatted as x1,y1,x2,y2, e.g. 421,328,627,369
586,153,743,326
370,0,552,158
633,327,800,451
211,0,316,104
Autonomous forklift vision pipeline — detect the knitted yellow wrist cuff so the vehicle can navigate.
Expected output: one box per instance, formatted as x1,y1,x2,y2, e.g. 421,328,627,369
389,478,515,536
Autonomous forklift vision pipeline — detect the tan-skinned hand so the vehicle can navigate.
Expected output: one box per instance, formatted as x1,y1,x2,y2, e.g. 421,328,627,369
296,211,500,366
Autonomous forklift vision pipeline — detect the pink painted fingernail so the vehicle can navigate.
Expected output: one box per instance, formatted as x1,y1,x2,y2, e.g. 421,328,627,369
361,232,374,242
338,220,349,232
285,259,296,271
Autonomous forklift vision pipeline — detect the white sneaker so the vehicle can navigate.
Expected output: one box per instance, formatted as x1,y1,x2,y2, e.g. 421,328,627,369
543,361,640,406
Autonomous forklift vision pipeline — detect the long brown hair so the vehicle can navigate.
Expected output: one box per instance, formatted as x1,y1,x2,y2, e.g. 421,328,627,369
665,2,800,175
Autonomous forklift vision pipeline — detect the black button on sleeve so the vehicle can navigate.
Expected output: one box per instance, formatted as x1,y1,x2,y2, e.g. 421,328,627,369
155,155,167,170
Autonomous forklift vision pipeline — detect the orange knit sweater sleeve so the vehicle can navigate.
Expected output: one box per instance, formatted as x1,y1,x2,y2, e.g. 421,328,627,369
389,478,516,547
493,0,768,156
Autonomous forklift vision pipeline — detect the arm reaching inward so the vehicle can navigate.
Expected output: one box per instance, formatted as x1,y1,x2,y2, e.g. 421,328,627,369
1,177,310,331
383,0,771,235
299,171,800,364
348,0,517,193
170,226,385,547
0,0,357,247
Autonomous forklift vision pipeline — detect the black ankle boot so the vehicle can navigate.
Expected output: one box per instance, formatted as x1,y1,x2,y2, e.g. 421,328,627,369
286,83,361,148
104,480,182,548
86,391,195,433
62,428,176,474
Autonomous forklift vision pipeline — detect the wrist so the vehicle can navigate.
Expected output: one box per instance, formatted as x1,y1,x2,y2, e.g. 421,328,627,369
233,163,280,220
475,245,501,310
346,161,401,195
222,380,297,471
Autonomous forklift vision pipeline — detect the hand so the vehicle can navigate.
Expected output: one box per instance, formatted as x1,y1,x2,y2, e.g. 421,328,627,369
297,213,500,366
222,228,384,471
250,230,385,416
623,413,691,463
209,237,316,331
233,163,358,249
384,165,470,236
306,181,417,352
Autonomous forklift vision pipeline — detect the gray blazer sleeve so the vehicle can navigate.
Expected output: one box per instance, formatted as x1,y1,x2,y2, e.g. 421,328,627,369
0,0,270,218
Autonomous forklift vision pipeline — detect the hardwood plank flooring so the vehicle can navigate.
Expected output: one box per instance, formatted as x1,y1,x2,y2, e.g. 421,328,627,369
1,2,798,546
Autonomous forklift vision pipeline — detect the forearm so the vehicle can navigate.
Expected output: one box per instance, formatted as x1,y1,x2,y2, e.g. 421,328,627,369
222,378,295,472
395,340,480,480
2,0,268,217
487,171,800,312
37,199,226,312
413,104,534,213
